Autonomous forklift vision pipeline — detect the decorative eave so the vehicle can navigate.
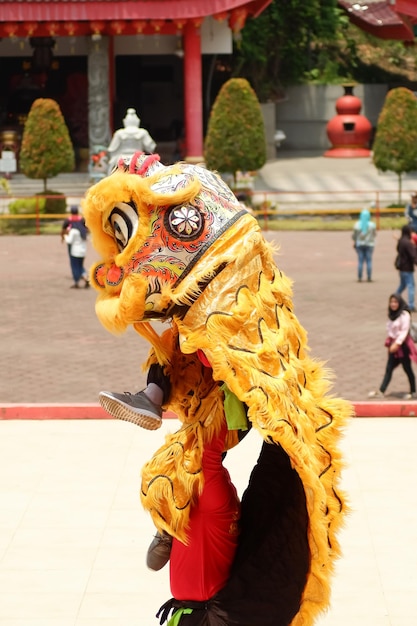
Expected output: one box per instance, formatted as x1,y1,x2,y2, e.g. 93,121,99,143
0,0,272,38
339,0,417,41
394,0,417,19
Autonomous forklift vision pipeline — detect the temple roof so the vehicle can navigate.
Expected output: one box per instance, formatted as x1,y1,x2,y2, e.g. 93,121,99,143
339,0,417,41
0,0,272,37
0,0,272,22
2,0,415,42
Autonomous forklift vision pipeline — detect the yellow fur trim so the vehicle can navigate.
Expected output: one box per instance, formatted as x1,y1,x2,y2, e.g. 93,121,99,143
93,273,148,335
133,323,175,366
141,364,225,543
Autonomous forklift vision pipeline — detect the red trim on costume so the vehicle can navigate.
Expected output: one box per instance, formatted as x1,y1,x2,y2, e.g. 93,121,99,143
135,153,161,176
197,349,211,368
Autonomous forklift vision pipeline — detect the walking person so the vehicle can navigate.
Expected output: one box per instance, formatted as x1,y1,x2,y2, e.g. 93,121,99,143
405,192,417,233
369,294,417,400
64,220,90,289
395,224,417,311
61,205,83,255
352,207,376,282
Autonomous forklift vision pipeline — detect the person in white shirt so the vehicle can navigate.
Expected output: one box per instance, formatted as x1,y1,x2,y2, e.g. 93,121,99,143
64,220,89,289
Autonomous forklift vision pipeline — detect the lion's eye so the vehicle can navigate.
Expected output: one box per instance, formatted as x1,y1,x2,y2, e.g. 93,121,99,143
108,201,138,251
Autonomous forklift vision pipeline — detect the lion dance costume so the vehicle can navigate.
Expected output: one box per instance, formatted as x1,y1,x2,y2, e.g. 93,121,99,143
83,152,352,626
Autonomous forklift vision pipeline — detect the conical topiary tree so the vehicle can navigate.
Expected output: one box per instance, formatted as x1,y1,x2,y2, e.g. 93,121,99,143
204,78,266,187
372,87,417,204
20,98,75,193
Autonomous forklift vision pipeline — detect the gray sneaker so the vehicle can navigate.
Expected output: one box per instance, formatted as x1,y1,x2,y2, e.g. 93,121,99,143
99,390,162,430
146,531,173,571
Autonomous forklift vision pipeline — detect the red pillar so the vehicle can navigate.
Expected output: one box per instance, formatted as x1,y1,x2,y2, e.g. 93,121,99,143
183,21,204,163
108,35,115,133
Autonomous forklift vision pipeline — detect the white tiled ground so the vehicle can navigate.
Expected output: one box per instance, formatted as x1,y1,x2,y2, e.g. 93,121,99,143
0,417,416,626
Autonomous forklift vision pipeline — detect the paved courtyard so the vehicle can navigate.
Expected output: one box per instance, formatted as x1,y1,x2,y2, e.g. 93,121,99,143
0,228,416,405
0,417,416,626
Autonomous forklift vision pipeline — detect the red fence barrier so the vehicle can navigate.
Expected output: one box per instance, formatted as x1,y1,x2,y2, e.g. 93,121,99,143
0,189,408,234
0,194,86,235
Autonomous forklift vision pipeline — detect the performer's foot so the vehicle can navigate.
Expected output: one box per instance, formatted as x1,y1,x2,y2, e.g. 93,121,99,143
99,390,162,430
146,531,173,571
368,390,384,398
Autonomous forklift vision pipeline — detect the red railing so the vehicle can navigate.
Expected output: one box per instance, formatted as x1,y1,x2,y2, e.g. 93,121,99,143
0,189,408,234
0,194,85,235
248,188,407,230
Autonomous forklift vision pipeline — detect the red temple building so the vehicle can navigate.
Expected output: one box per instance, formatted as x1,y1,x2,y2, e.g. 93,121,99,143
339,0,417,41
0,0,272,167
1,0,416,170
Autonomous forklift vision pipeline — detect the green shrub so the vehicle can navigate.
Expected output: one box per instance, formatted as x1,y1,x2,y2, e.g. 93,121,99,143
373,87,417,204
36,189,66,214
1,177,10,194
204,78,266,186
19,98,75,192
8,197,46,215
3,196,46,234
386,203,406,209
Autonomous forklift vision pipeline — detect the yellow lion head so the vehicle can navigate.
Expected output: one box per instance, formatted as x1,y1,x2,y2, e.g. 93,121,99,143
83,152,252,333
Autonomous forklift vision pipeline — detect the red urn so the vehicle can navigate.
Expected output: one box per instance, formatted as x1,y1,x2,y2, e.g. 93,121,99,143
324,85,372,157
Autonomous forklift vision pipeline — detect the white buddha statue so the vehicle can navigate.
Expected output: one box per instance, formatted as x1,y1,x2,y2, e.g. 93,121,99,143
107,108,156,173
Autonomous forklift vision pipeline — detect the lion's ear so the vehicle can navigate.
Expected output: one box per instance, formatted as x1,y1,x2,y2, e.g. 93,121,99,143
133,170,201,208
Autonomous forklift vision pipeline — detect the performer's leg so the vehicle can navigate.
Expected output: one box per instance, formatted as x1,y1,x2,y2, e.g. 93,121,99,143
380,353,398,394
400,351,416,394
147,530,173,571
169,422,240,603
213,440,310,626
99,362,171,430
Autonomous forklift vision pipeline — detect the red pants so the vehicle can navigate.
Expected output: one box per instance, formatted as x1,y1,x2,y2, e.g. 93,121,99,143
169,423,240,601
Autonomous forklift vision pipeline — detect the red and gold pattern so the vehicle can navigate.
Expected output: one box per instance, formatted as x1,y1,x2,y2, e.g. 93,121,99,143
83,153,247,322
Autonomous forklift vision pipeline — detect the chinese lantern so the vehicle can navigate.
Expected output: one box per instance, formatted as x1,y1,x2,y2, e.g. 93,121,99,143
132,20,147,34
24,23,38,37
213,12,229,22
229,8,248,33
90,21,105,36
150,20,165,32
64,22,78,37
111,21,125,35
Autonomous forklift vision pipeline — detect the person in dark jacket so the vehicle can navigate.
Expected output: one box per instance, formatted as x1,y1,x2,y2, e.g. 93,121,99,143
396,224,417,312
405,192,417,232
